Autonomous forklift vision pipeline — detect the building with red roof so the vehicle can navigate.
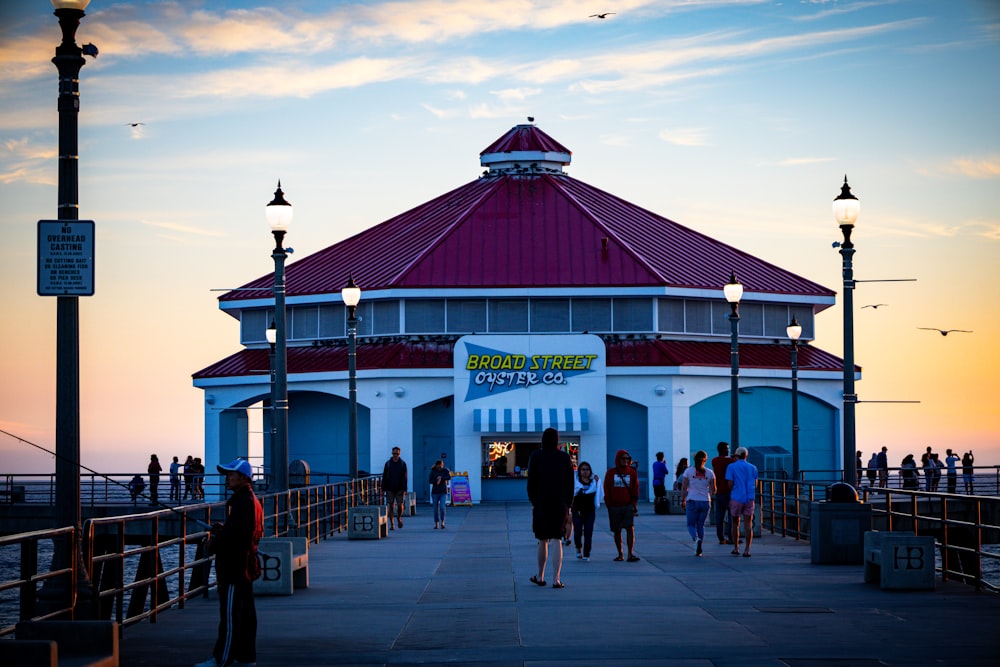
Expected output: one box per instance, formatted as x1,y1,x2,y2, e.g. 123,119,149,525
194,123,853,501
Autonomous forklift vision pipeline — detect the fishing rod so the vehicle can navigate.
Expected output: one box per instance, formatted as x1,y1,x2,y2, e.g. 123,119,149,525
1,427,218,530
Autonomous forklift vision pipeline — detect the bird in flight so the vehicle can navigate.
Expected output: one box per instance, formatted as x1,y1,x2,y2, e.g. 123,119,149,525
126,122,144,127
590,13,616,19
862,304,888,309
918,328,972,336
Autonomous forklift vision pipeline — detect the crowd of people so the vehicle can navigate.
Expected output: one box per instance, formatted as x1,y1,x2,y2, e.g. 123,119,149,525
857,447,976,493
128,454,206,505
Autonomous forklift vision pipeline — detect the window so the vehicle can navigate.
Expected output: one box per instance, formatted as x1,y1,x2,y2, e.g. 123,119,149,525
685,301,711,334
405,300,445,333
613,298,651,331
571,298,611,332
658,298,685,333
291,306,319,340
240,309,270,344
789,309,814,339
488,300,528,332
448,300,487,333
319,305,342,338
763,304,789,337
372,300,400,335
355,302,373,336
530,299,570,332
739,302,764,337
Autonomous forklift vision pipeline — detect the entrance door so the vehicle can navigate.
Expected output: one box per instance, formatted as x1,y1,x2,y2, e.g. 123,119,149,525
416,436,453,503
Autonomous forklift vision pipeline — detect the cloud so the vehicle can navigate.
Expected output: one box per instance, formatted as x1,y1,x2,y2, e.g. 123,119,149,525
140,220,226,237
943,157,1000,180
0,137,57,184
490,87,542,102
658,127,709,146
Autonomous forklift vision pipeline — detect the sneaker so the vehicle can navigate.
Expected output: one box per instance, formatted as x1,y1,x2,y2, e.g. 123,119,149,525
194,658,218,667
576,550,583,559
582,556,589,562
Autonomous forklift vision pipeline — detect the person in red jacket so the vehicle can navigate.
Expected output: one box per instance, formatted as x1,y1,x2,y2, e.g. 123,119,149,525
603,449,640,562
197,459,263,667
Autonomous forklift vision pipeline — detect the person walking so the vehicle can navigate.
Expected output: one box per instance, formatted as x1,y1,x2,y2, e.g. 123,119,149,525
711,442,734,545
147,454,162,506
571,461,602,561
945,448,960,494
876,447,889,488
381,446,408,530
651,452,667,503
196,458,263,667
681,450,716,557
169,456,181,503
900,454,919,490
428,460,451,529
673,457,689,491
604,449,640,562
526,428,574,588
962,450,975,494
725,447,758,558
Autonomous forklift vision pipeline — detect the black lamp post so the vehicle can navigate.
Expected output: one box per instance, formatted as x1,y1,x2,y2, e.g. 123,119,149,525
341,277,361,478
265,183,292,493
833,176,860,488
786,318,802,480
723,271,744,450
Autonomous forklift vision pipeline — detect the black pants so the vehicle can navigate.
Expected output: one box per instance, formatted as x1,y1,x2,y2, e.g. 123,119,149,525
947,474,957,494
714,492,731,542
572,510,596,557
214,580,257,666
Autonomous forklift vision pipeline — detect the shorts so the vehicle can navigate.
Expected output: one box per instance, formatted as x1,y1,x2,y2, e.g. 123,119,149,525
384,490,405,505
653,483,666,499
533,505,568,541
607,505,635,532
728,499,755,518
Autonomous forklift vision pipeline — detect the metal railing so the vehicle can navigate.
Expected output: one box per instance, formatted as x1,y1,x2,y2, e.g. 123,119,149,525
798,465,1000,496
758,478,1000,593
0,476,382,637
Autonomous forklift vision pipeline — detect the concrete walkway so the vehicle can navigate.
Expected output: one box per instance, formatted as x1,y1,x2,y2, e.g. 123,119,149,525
120,503,1000,666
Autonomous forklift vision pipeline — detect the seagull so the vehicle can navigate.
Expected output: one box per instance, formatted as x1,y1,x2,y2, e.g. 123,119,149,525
589,12,616,19
126,122,144,127
862,304,888,309
918,328,973,336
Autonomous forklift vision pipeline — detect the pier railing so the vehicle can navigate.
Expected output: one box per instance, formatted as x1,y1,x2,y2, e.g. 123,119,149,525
759,478,1000,592
0,475,382,637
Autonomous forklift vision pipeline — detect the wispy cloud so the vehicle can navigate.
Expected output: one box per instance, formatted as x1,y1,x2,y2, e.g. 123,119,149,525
0,137,57,185
658,127,709,146
140,220,226,237
943,157,1000,179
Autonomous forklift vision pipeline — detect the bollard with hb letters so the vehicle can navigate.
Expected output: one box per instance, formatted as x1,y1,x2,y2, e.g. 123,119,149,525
254,537,309,595
348,505,389,539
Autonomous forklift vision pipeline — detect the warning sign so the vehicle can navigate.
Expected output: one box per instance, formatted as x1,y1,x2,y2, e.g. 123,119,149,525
38,220,95,296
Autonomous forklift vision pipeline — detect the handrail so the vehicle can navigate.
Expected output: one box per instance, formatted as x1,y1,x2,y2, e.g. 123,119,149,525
758,478,1000,593
0,526,78,636
0,476,382,636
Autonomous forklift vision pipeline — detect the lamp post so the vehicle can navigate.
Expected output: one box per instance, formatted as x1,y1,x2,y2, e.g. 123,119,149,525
786,318,802,480
265,182,292,493
723,271,744,450
48,0,93,616
341,277,362,478
833,176,860,488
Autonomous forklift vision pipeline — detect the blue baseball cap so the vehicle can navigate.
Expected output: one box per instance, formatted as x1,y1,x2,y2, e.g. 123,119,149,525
217,458,253,479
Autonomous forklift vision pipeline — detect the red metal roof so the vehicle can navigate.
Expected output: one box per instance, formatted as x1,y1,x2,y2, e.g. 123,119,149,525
221,125,833,302
193,339,848,380
480,124,572,156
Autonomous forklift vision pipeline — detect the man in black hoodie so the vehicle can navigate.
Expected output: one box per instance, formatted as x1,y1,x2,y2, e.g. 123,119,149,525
197,459,263,667
527,428,574,588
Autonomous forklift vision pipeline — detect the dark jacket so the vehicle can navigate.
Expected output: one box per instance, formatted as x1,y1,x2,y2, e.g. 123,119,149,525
382,458,408,492
526,447,574,510
428,467,452,495
209,484,263,585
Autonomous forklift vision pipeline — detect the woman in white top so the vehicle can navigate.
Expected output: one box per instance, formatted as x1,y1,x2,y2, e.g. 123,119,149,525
571,462,603,561
681,450,716,557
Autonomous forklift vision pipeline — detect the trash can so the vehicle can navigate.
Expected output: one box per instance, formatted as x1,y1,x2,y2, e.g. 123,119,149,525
810,483,872,565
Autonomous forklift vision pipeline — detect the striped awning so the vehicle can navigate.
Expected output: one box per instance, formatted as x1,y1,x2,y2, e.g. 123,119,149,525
473,407,589,433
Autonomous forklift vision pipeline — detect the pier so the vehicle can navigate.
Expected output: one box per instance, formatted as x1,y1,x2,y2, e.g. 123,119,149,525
115,502,998,666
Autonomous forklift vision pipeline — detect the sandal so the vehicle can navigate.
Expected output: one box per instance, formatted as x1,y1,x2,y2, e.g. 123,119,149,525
743,552,752,558
613,555,624,562
627,555,640,562
552,582,565,589
530,575,546,586
731,548,741,556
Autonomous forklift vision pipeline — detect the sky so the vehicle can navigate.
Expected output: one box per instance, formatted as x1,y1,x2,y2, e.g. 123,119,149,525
1,0,998,476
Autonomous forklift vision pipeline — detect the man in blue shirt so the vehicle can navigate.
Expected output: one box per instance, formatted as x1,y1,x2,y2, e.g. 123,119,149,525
651,452,668,502
725,447,758,558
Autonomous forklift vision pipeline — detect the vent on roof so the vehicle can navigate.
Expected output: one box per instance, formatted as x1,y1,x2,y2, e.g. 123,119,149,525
480,123,571,176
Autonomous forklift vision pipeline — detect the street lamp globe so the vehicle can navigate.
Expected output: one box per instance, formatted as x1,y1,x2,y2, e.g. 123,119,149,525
723,271,743,304
341,276,361,308
265,321,277,346
265,181,293,232
786,318,802,342
51,0,91,9
832,176,860,227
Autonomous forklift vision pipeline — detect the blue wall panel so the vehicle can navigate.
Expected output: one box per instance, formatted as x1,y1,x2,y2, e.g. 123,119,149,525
606,395,648,490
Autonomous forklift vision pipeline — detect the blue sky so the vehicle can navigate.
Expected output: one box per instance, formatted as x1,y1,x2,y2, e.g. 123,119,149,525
1,0,998,474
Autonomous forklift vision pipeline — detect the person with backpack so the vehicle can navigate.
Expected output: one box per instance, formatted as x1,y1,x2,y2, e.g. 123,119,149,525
196,458,263,667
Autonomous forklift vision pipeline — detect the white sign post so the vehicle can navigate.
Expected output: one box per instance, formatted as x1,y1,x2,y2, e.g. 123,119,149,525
37,219,95,296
